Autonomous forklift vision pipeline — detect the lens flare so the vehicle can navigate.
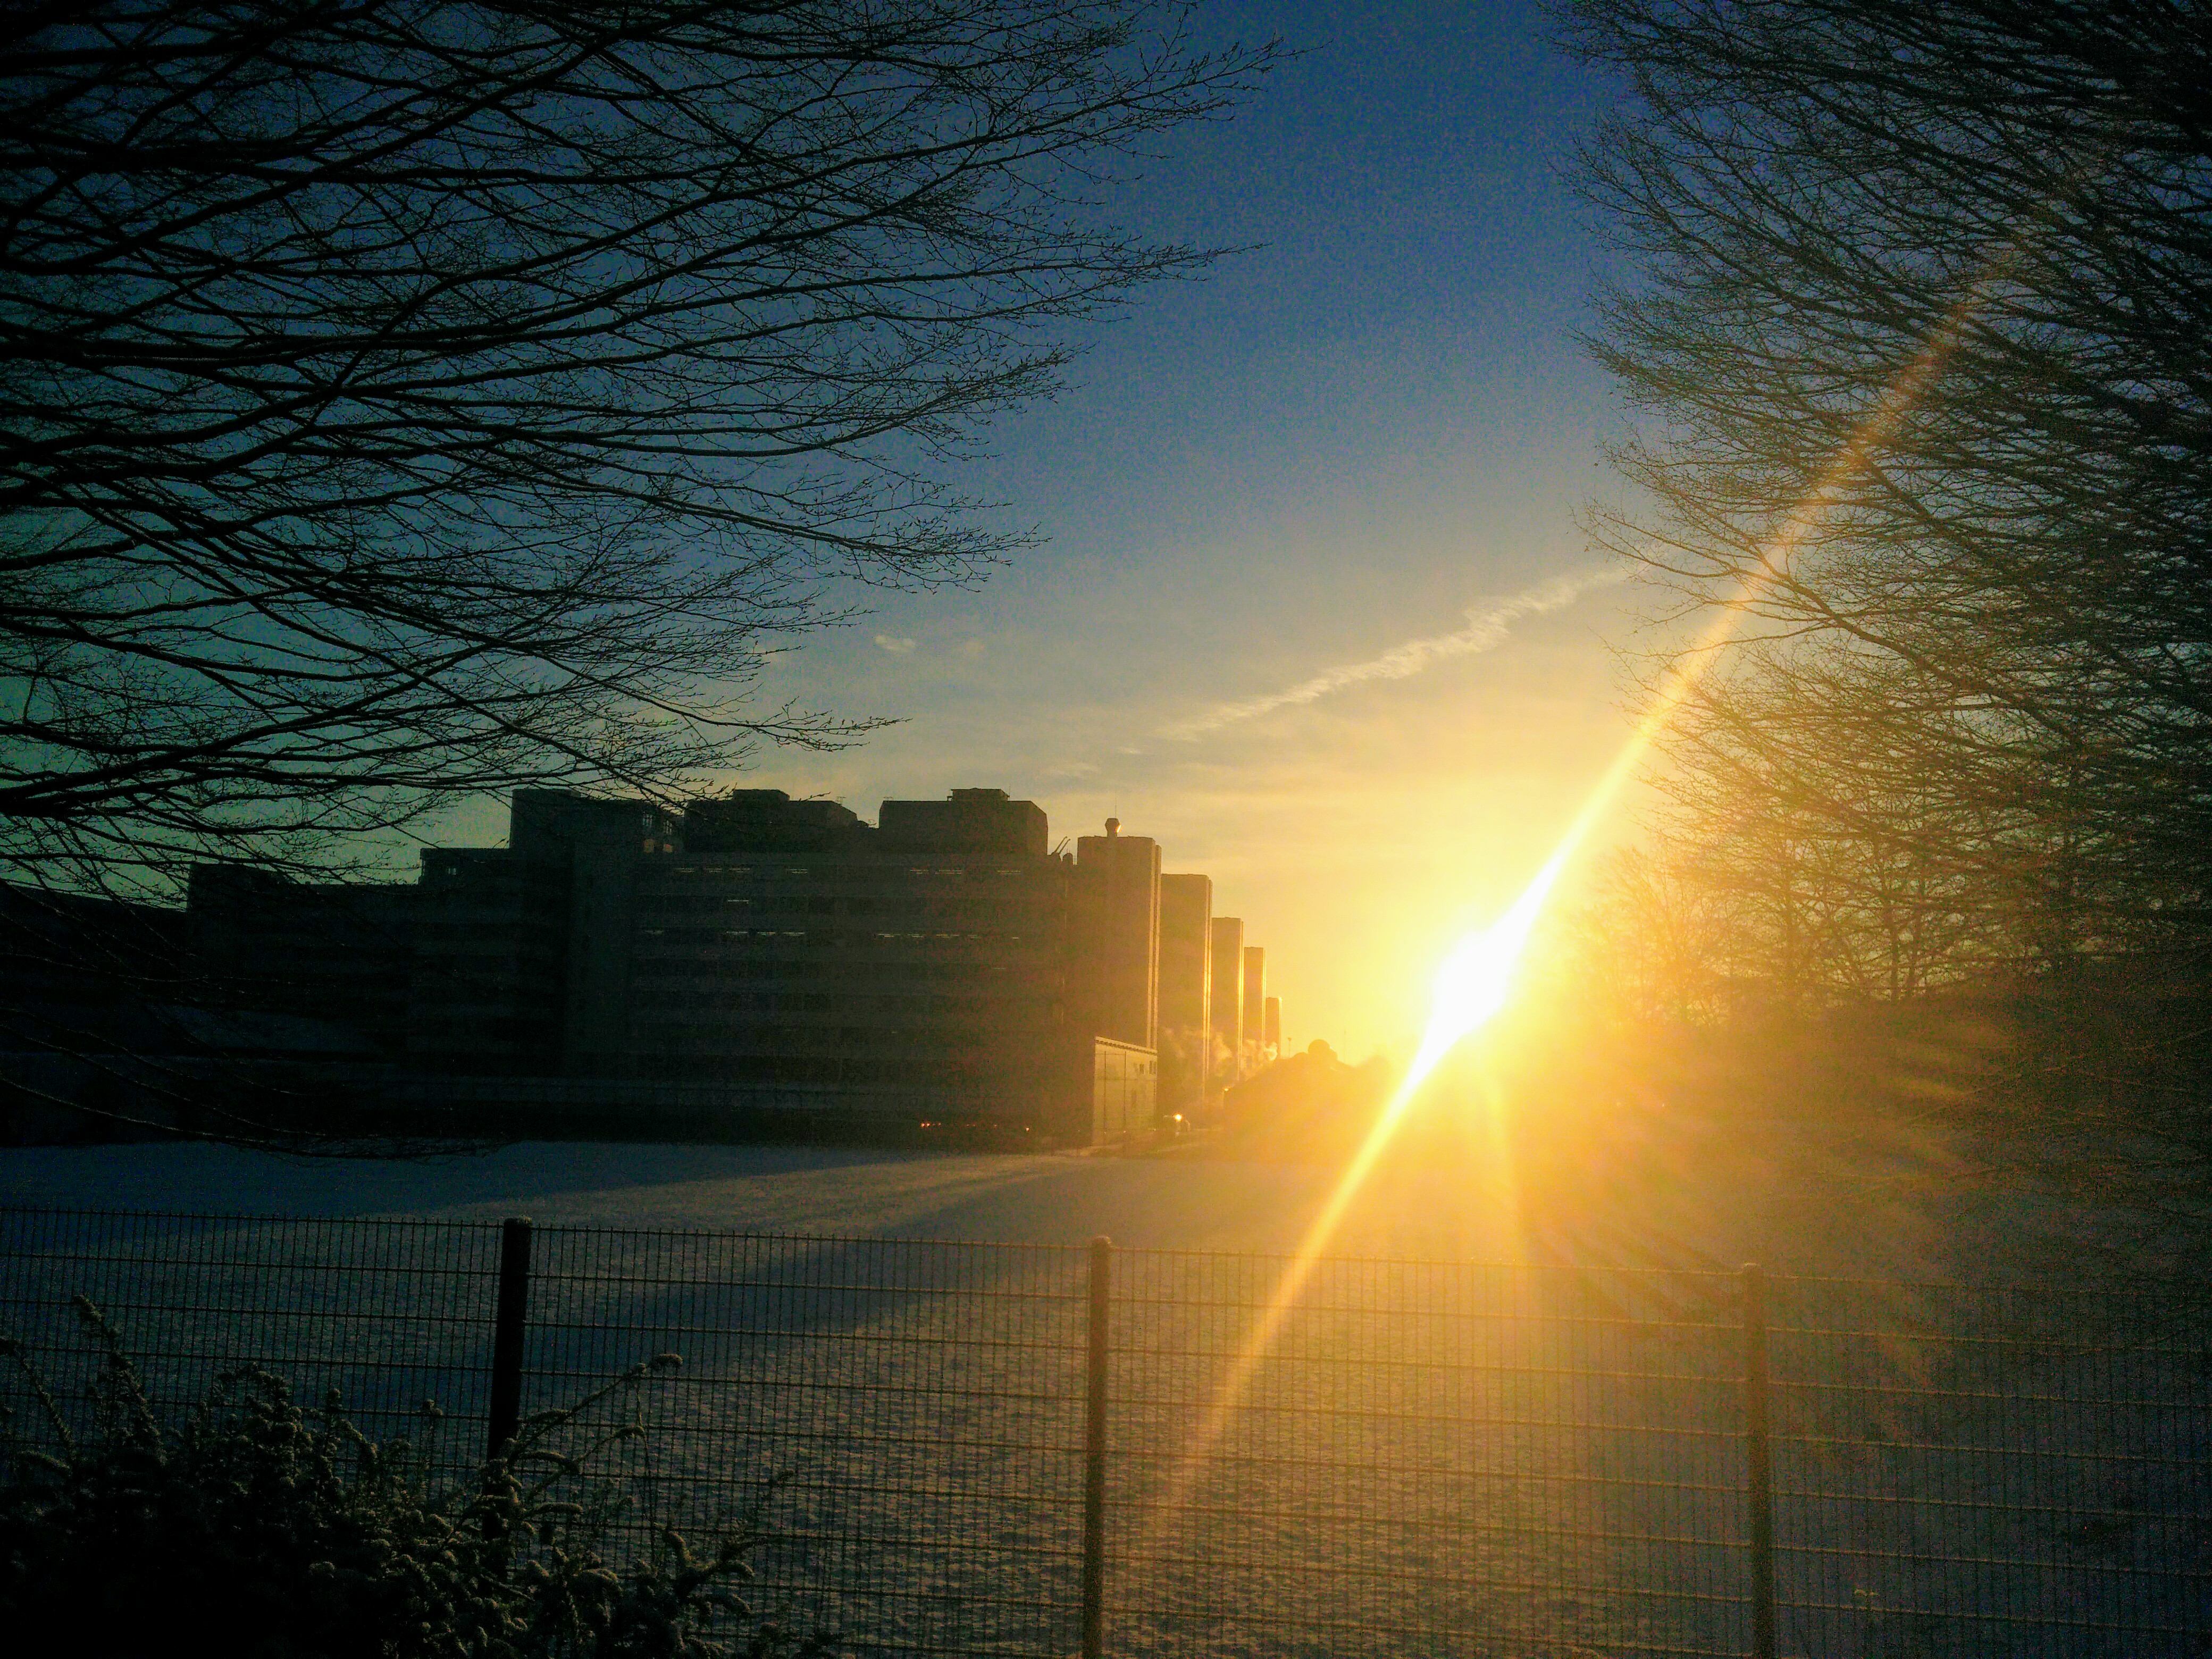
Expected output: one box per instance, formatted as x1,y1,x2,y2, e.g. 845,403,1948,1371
1402,842,1574,1093
1132,288,1989,1568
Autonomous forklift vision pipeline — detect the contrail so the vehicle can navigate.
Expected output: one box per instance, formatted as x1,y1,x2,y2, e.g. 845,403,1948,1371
1159,565,1628,740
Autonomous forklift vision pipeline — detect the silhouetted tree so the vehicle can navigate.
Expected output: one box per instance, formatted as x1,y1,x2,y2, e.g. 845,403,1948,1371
1563,0,2212,961
1,1,1276,894
0,0,1276,1146
1536,846,1735,1030
1647,653,2019,1001
1560,0,2212,1206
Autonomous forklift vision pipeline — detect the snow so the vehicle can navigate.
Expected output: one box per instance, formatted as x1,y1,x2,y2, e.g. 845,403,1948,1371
3,1143,2201,1656
0,1137,2025,1270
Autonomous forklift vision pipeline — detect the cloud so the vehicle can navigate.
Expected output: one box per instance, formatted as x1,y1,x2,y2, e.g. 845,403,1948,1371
954,638,987,659
874,634,917,655
1158,565,1628,741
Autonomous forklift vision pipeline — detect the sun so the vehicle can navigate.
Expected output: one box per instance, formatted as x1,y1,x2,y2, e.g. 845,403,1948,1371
1401,840,1577,1093
1132,288,1982,1571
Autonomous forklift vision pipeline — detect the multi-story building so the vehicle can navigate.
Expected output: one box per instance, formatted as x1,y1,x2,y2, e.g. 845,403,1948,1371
1157,874,1212,1121
1068,819,1160,1050
1242,944,1268,1067
189,865,416,1052
1264,994,1283,1058
404,787,1159,1145
408,791,678,1075
1209,916,1246,1081
625,789,1072,1111
4,879,399,1140
408,849,573,1075
175,784,1296,1148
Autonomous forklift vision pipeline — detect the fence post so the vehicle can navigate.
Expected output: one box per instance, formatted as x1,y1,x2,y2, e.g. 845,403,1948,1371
1742,1263,1777,1659
487,1216,533,1463
1082,1235,1112,1659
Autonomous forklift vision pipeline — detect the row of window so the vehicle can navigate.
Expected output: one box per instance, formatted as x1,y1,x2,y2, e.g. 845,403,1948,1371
413,938,532,958
634,987,1050,1013
636,926,1040,945
655,864,1042,882
630,957,1046,984
638,893,1052,920
625,1054,1060,1088
409,975,562,1002
621,1025,1047,1053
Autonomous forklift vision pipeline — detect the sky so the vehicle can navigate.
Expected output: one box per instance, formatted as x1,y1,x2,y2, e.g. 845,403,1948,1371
693,2,1637,1060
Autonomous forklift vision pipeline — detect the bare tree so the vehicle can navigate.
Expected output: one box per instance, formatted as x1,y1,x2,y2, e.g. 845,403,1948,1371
1559,0,2212,1207
1,0,1277,893
1650,644,2037,1001
1536,844,1738,1030
0,1,1277,1147
1563,0,2212,958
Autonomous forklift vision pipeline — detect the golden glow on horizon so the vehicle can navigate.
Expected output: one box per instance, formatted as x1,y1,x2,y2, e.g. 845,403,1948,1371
1133,288,1988,1564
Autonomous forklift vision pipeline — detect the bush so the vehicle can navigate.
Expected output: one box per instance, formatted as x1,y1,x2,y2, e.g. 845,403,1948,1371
0,1298,825,1658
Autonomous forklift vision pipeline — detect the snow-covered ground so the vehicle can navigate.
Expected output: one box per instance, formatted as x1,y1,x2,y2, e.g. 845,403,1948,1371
7,1139,1502,1252
0,1135,2074,1275
3,1142,2202,1657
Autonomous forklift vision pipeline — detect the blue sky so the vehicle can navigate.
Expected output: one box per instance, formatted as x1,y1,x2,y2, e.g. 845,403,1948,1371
706,2,1636,1057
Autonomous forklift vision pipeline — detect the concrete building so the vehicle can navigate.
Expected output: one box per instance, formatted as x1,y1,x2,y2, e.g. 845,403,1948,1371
5,879,403,1141
625,787,1067,1099
1209,916,1245,1080
407,789,678,1076
403,787,1156,1145
1155,874,1212,1122
1242,944,1267,1066
169,785,1326,1150
1263,994,1283,1057
1069,819,1160,1050
408,848,569,1074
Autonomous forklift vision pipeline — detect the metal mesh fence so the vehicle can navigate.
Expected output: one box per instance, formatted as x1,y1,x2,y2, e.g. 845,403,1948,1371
0,1208,498,1463
1,1206,2206,1658
1763,1275,2211,1656
521,1228,1092,1657
1106,1254,1750,1657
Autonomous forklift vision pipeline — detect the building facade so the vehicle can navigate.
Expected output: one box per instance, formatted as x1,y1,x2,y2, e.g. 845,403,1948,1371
189,865,416,1052
171,784,1303,1148
1242,944,1268,1068
1209,915,1246,1082
1068,819,1161,1050
1156,874,1212,1122
403,788,1158,1145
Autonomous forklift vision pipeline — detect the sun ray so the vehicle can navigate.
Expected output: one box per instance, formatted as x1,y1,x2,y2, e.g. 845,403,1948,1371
1133,294,1983,1562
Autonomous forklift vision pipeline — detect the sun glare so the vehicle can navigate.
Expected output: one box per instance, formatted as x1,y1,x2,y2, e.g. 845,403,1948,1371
1132,289,1992,1570
1401,841,1576,1093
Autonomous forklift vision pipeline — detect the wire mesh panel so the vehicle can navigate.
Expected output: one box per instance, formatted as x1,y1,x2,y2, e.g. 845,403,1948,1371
1765,1275,2212,1658
1104,1251,1751,1658
522,1228,1092,1659
0,1206,498,1469
2,1208,2208,1658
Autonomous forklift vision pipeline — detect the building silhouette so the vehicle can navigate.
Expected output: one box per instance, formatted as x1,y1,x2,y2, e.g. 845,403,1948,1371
190,865,416,1052
169,784,1295,1146
1209,916,1246,1080
1069,819,1160,1050
1156,874,1213,1122
410,789,1172,1144
1242,944,1268,1066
